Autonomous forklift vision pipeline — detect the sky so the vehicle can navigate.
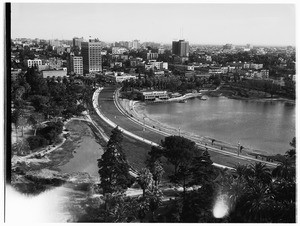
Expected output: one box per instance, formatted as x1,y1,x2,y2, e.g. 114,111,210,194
11,3,296,46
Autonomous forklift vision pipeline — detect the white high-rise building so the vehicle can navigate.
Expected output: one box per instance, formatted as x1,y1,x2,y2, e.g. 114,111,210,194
70,54,83,75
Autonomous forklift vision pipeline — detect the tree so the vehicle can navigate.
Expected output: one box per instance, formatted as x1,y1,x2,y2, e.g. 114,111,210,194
189,150,214,186
286,137,296,160
137,168,153,197
24,67,49,95
147,146,164,162
174,164,192,196
146,188,163,222
131,196,150,222
79,194,136,222
107,126,124,150
27,135,49,150
161,136,201,196
12,139,31,156
272,138,296,181
98,145,132,194
272,156,295,181
98,127,133,194
146,146,165,187
11,109,21,138
248,162,272,185
27,114,38,136
36,121,63,144
147,160,164,187
29,95,50,113
237,182,275,222
161,136,199,175
163,183,217,223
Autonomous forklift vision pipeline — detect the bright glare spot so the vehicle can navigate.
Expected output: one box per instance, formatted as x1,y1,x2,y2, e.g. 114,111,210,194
213,194,229,218
6,185,69,223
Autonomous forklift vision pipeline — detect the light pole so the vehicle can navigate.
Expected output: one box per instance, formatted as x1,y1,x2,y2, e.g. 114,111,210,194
143,117,146,132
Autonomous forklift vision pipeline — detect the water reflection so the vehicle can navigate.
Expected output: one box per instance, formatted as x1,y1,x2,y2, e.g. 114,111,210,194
59,137,104,177
144,97,295,155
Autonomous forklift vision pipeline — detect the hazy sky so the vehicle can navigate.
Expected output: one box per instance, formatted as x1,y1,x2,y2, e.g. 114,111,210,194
11,3,295,46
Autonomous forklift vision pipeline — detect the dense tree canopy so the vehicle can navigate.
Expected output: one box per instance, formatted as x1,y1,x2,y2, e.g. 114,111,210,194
161,135,200,175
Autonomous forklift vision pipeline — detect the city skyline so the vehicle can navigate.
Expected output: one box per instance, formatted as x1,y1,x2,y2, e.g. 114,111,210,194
11,3,295,46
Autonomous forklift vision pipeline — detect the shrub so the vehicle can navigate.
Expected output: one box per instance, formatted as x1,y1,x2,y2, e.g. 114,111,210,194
27,135,49,150
37,121,64,144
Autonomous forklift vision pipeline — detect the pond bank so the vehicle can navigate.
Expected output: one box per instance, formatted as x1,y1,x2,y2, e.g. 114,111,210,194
11,119,106,194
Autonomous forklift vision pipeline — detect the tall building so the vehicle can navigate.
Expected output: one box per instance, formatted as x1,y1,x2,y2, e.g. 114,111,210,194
73,37,84,49
127,41,133,49
81,40,102,75
68,53,83,75
172,40,189,57
132,40,140,49
50,39,61,47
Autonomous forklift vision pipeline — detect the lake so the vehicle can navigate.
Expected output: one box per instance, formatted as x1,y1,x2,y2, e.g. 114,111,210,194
59,136,104,177
144,97,295,155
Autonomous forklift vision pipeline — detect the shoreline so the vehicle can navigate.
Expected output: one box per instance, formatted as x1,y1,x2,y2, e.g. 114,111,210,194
137,88,295,104
12,118,106,180
119,97,280,159
226,95,295,104
205,87,295,104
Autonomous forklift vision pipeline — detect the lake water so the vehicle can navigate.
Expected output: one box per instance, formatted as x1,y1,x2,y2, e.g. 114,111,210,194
144,97,295,155
59,136,104,177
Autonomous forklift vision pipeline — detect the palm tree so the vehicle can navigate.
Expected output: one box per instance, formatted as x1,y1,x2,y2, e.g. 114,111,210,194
233,164,251,180
227,164,272,222
240,182,275,222
272,157,295,181
248,162,272,185
226,175,248,210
